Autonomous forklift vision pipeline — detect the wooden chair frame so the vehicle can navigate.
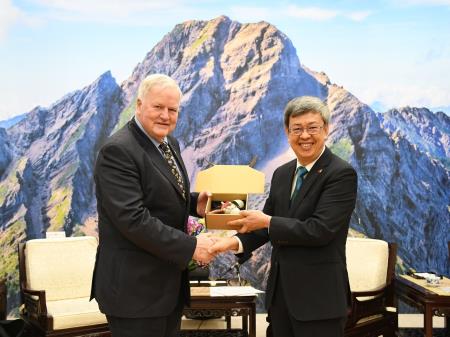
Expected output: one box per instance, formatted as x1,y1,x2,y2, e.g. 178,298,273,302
344,242,398,337
18,242,110,337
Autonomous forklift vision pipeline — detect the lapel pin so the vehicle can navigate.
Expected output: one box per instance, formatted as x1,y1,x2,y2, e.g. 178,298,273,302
317,169,323,174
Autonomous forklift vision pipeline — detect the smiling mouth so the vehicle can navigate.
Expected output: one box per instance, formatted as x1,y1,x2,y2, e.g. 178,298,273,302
299,143,313,149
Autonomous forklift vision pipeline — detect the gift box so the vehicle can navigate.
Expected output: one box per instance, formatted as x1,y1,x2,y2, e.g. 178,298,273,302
194,165,265,230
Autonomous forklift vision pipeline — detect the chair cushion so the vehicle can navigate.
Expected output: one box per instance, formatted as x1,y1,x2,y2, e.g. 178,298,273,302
25,236,97,301
346,238,388,293
47,297,107,330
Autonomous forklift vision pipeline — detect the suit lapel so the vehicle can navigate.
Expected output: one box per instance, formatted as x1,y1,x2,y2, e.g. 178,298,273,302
282,160,297,212
290,147,332,207
128,119,187,201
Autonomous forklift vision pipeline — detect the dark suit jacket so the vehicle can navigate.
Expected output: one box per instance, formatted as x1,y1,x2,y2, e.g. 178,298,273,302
238,147,357,321
90,118,198,318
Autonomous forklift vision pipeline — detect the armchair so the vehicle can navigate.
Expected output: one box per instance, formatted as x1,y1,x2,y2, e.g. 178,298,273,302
18,236,110,336
345,237,397,337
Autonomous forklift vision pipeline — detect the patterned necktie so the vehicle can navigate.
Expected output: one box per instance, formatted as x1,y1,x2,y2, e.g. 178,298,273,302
291,166,308,201
159,142,186,199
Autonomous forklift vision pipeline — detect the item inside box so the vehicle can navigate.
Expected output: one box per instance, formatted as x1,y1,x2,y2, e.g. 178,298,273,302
206,194,247,213
209,199,246,215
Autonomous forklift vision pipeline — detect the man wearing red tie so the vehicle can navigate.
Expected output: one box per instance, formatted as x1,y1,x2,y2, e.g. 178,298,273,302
210,96,358,337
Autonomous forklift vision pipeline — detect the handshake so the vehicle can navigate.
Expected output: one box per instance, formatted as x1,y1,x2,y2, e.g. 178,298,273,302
190,209,272,265
192,233,239,265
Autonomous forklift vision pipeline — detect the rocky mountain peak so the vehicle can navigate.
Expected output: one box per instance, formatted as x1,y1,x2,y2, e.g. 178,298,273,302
118,16,324,179
0,128,12,177
380,106,450,167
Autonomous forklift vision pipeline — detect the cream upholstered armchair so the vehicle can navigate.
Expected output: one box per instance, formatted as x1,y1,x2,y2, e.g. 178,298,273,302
18,236,110,336
344,237,397,337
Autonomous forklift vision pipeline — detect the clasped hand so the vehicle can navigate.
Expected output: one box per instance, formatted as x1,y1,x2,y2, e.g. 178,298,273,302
192,205,271,265
192,234,240,265
192,233,218,265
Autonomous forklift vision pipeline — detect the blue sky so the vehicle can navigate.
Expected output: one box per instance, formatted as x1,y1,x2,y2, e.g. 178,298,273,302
0,0,449,121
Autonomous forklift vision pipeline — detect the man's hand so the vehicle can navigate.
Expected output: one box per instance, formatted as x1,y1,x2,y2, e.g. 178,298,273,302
228,210,271,234
192,233,216,265
208,237,240,255
196,191,211,217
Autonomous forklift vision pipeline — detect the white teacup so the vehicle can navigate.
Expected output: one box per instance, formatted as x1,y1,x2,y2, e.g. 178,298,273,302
425,275,440,286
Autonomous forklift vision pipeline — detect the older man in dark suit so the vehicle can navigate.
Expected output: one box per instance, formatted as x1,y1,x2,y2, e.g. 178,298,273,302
91,74,213,337
210,96,358,337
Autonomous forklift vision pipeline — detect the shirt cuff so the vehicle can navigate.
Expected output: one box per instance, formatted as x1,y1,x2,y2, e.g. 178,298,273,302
234,236,244,254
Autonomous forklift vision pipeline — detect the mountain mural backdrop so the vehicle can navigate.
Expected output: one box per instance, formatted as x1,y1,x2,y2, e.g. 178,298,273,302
0,16,449,314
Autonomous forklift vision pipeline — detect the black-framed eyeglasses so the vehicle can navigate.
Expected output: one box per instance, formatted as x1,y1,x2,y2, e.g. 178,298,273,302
289,125,324,135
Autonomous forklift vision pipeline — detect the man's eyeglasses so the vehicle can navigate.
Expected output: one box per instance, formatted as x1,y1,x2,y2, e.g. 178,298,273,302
289,125,324,135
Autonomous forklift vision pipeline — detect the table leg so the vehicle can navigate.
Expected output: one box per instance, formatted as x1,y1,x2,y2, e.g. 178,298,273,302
249,302,256,337
242,313,248,332
226,314,231,329
424,304,433,337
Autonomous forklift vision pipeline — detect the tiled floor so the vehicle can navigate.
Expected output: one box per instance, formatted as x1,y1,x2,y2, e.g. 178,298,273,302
182,313,447,337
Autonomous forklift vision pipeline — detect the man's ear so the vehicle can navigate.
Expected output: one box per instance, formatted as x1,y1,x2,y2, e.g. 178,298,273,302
323,123,330,140
284,127,290,137
136,98,142,109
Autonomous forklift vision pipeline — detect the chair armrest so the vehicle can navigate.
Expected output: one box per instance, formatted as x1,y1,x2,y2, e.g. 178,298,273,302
347,287,389,327
22,288,49,329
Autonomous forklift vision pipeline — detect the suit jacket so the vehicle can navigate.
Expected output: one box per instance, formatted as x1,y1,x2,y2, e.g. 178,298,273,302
90,118,198,318
238,147,357,321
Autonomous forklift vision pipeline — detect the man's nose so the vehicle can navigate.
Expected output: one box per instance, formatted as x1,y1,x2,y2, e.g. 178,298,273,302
299,129,311,138
160,108,169,119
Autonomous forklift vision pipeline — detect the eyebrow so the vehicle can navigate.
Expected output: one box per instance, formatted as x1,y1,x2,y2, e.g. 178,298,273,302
290,122,321,127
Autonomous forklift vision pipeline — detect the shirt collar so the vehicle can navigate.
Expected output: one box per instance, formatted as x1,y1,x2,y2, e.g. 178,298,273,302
296,146,326,172
134,116,167,148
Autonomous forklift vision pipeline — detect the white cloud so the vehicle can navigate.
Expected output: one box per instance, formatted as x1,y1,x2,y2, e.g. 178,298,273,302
281,5,372,22
393,0,450,6
35,0,183,15
231,5,372,23
32,0,194,24
346,10,372,22
284,5,339,21
229,6,273,22
0,0,21,40
26,0,225,26
358,84,450,110
32,1,372,25
0,0,43,41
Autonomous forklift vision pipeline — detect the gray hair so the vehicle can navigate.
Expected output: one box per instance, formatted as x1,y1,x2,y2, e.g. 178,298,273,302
137,74,182,101
283,96,330,128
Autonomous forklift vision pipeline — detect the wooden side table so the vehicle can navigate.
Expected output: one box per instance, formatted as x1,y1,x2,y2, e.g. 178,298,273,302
395,275,450,337
183,287,257,337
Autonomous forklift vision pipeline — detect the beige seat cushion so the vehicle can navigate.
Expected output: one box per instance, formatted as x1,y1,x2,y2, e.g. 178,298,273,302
346,238,388,300
25,236,97,301
47,297,107,330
